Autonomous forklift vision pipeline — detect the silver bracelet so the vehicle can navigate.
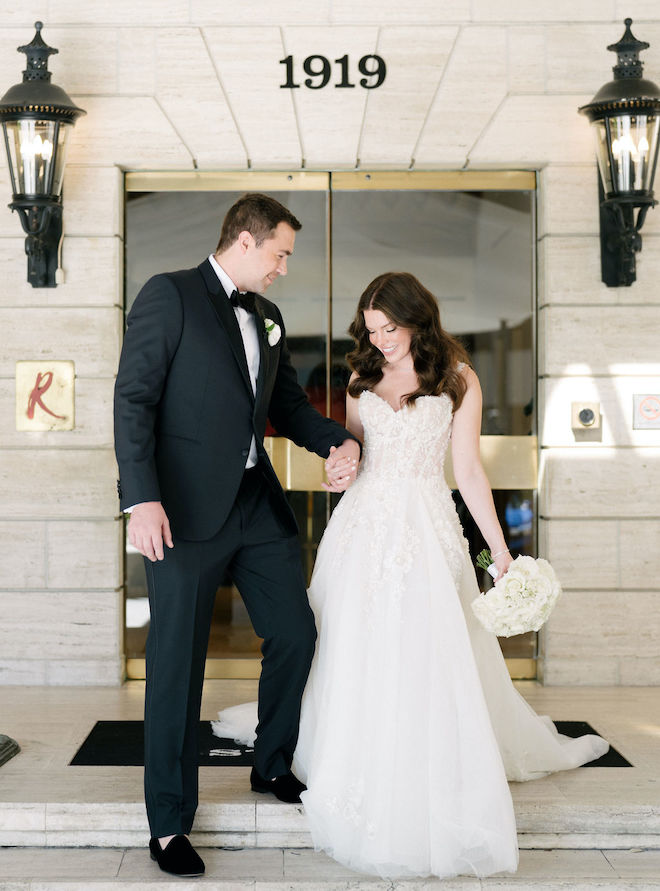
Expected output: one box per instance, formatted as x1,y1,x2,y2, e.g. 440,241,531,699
491,548,510,559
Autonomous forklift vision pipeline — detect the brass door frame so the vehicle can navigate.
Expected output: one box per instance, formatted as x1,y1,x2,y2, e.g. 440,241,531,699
124,170,538,682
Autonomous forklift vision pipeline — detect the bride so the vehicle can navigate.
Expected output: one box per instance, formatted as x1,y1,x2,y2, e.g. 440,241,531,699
214,271,609,880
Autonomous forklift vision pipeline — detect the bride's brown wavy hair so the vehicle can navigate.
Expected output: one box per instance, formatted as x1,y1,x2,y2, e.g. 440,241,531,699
347,271,471,410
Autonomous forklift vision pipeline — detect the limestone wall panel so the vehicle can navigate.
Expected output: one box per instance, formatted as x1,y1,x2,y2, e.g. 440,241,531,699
0,522,46,588
0,379,115,449
1,449,118,519
0,4,46,26
539,519,619,590
540,305,660,378
48,0,189,25
540,655,620,686
538,236,660,307
472,0,615,22
540,447,660,518
538,166,599,238
506,27,546,93
0,591,119,659
45,28,119,94
539,376,660,448
0,660,47,685
359,27,458,166
618,521,660,590
0,238,121,307
63,167,124,239
415,28,507,167
328,0,470,23
470,95,592,165
117,28,157,95
66,97,192,169
616,0,660,22
543,589,660,658
204,27,300,167
0,306,121,376
0,657,122,685
618,657,660,685
155,29,247,168
190,1,332,25
46,520,123,590
42,658,125,686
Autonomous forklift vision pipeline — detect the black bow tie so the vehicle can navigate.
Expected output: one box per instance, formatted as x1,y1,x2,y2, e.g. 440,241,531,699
230,289,256,314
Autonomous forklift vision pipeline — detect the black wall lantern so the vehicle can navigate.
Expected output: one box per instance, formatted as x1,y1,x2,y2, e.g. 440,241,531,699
579,19,660,287
0,22,85,288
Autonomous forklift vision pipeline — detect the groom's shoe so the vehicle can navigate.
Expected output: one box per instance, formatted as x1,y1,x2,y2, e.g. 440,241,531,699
149,835,205,877
250,766,306,804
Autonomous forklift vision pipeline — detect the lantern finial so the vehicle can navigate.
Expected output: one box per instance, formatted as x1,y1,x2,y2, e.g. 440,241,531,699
607,18,649,81
18,22,58,84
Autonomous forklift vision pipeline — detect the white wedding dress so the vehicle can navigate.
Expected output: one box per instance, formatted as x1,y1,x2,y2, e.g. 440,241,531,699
214,391,609,879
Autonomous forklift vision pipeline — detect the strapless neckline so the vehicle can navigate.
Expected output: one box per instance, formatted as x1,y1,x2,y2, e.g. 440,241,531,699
361,389,449,415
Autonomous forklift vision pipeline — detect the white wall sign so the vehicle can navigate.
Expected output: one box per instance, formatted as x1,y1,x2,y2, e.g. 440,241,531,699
15,360,75,431
633,394,660,430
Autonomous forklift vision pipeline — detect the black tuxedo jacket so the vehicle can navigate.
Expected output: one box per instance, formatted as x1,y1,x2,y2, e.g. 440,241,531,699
114,259,356,541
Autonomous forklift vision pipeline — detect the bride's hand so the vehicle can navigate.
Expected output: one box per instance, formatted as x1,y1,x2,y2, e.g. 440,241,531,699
493,551,513,581
323,441,359,492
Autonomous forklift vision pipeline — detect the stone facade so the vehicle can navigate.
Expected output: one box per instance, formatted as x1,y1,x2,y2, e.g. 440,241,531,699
0,1,659,684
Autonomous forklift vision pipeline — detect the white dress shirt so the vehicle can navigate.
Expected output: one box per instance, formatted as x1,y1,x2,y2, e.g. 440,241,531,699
207,254,259,468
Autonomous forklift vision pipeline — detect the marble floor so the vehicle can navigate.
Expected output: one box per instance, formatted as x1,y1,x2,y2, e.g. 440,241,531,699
1,681,660,888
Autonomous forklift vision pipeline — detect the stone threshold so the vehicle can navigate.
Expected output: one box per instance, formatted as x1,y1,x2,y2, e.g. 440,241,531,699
1,879,659,890
1,848,660,890
2,798,660,850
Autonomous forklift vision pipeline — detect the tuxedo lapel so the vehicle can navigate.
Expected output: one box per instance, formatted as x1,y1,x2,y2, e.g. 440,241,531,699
199,260,254,401
253,298,273,409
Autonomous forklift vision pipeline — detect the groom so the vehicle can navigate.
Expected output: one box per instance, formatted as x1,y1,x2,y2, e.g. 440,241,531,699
114,193,360,877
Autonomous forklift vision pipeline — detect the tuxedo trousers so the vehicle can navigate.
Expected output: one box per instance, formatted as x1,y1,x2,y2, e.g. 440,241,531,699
142,466,317,838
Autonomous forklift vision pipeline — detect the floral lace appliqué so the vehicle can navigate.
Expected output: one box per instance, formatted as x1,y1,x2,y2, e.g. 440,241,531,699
324,780,377,839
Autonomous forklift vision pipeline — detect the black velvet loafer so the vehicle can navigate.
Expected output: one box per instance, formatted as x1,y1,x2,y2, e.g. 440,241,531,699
250,766,307,803
149,835,205,877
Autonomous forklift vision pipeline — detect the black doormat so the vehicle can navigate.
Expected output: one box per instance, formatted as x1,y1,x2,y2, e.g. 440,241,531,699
552,721,631,766
70,720,631,768
70,721,253,766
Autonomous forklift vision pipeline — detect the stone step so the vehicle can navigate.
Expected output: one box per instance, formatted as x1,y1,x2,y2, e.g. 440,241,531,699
1,847,660,889
3,796,660,851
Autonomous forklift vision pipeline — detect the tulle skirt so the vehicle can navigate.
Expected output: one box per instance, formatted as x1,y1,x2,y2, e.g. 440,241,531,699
214,478,607,879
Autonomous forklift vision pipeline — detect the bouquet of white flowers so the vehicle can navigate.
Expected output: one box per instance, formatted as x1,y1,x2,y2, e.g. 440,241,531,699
471,549,562,637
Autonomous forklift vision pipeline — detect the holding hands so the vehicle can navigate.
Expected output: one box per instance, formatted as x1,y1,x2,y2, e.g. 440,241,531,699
323,439,360,492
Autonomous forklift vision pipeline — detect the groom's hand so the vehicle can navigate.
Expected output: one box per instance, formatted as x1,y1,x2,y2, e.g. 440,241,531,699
323,439,360,492
128,501,174,562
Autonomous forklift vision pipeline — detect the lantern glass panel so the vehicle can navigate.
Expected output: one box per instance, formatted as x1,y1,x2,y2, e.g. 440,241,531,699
593,113,659,197
3,119,70,198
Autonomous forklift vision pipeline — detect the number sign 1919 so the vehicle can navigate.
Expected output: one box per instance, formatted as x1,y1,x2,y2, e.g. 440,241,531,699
279,54,386,90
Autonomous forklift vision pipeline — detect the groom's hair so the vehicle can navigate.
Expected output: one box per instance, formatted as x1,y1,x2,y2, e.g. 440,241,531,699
216,193,302,252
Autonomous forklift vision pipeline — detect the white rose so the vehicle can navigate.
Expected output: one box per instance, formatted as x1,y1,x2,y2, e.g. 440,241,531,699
264,318,281,346
499,573,523,599
513,555,537,577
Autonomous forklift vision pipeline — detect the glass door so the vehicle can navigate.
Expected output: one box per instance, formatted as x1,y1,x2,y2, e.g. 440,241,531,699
123,170,537,681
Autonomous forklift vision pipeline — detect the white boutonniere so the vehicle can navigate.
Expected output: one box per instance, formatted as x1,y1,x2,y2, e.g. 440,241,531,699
264,318,281,347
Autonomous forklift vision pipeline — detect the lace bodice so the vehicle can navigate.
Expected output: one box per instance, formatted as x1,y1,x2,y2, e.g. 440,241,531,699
358,390,453,480
328,389,470,589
